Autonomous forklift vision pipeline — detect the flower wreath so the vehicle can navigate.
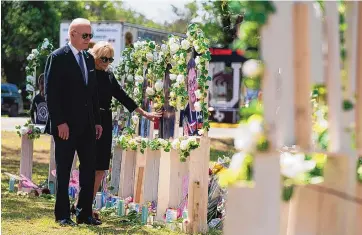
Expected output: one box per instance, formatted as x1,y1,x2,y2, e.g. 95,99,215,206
25,38,54,100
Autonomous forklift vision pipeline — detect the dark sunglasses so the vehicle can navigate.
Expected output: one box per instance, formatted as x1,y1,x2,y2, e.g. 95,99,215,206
81,33,93,39
100,57,114,63
74,30,93,39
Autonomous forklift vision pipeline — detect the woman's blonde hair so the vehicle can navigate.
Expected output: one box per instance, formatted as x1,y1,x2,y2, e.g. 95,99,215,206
89,41,114,59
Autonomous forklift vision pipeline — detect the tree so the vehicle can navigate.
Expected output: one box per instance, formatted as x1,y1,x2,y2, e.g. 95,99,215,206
1,1,60,87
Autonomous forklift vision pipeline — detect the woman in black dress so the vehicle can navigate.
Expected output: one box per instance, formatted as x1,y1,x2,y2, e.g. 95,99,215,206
90,41,161,215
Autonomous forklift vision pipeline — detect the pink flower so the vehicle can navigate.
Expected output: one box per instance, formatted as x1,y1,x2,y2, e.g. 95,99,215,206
27,130,33,134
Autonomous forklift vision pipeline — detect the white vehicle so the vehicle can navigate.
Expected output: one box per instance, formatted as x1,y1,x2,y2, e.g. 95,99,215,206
60,21,185,66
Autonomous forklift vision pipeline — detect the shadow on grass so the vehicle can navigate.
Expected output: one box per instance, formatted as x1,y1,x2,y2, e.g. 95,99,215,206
1,193,54,220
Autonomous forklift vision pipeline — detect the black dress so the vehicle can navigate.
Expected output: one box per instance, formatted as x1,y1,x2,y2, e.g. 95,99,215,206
95,69,138,170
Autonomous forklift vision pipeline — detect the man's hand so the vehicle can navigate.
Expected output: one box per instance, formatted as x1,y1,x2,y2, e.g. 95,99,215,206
144,111,163,122
95,125,103,139
57,123,69,140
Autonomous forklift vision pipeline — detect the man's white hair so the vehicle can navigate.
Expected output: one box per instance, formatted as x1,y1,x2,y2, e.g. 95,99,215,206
68,18,91,37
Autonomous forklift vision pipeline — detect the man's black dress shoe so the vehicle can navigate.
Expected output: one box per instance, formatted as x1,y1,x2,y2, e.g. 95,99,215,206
76,216,102,226
56,218,77,227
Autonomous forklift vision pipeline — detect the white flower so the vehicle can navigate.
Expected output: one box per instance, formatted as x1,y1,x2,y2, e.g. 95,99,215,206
181,40,191,50
180,140,189,151
168,37,178,45
189,136,197,143
194,89,202,99
132,115,139,124
171,139,180,150
26,75,35,84
242,59,262,77
20,127,29,135
161,44,168,53
248,119,263,135
194,101,201,112
170,91,176,98
135,75,144,83
194,45,201,53
155,80,163,92
134,41,141,49
170,43,180,54
129,139,137,145
127,75,133,82
31,49,39,56
146,52,153,62
318,119,328,129
229,152,247,170
125,66,129,73
134,88,140,96
169,74,177,81
41,40,49,49
280,152,316,178
27,54,35,61
26,84,34,92
176,75,184,84
195,56,200,65
234,125,255,151
146,87,155,96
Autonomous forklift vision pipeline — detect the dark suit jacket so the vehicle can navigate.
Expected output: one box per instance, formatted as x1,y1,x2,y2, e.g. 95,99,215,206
44,44,100,136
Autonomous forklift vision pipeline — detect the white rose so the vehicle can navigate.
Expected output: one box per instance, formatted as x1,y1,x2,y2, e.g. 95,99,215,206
20,127,29,135
146,87,155,96
176,75,184,84
41,40,49,49
169,74,177,81
168,37,177,45
194,101,201,112
155,80,163,92
146,52,153,62
194,45,201,53
26,84,34,92
134,88,140,95
189,136,197,143
194,89,202,99
127,74,133,82
180,140,189,151
135,75,144,83
242,59,261,77
27,54,34,61
31,49,39,56
181,40,190,50
134,41,141,49
195,56,200,65
170,43,180,54
26,75,35,84
161,44,168,53
170,91,176,98
171,139,180,150
132,115,139,124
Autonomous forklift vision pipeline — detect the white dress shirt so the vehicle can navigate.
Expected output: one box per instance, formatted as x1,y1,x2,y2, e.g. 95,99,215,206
68,42,88,84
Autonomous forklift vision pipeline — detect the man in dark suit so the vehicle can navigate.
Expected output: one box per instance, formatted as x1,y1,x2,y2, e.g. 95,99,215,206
45,18,103,226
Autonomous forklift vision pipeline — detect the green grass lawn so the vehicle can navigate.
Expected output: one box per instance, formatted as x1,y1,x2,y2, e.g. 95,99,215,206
1,131,230,235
